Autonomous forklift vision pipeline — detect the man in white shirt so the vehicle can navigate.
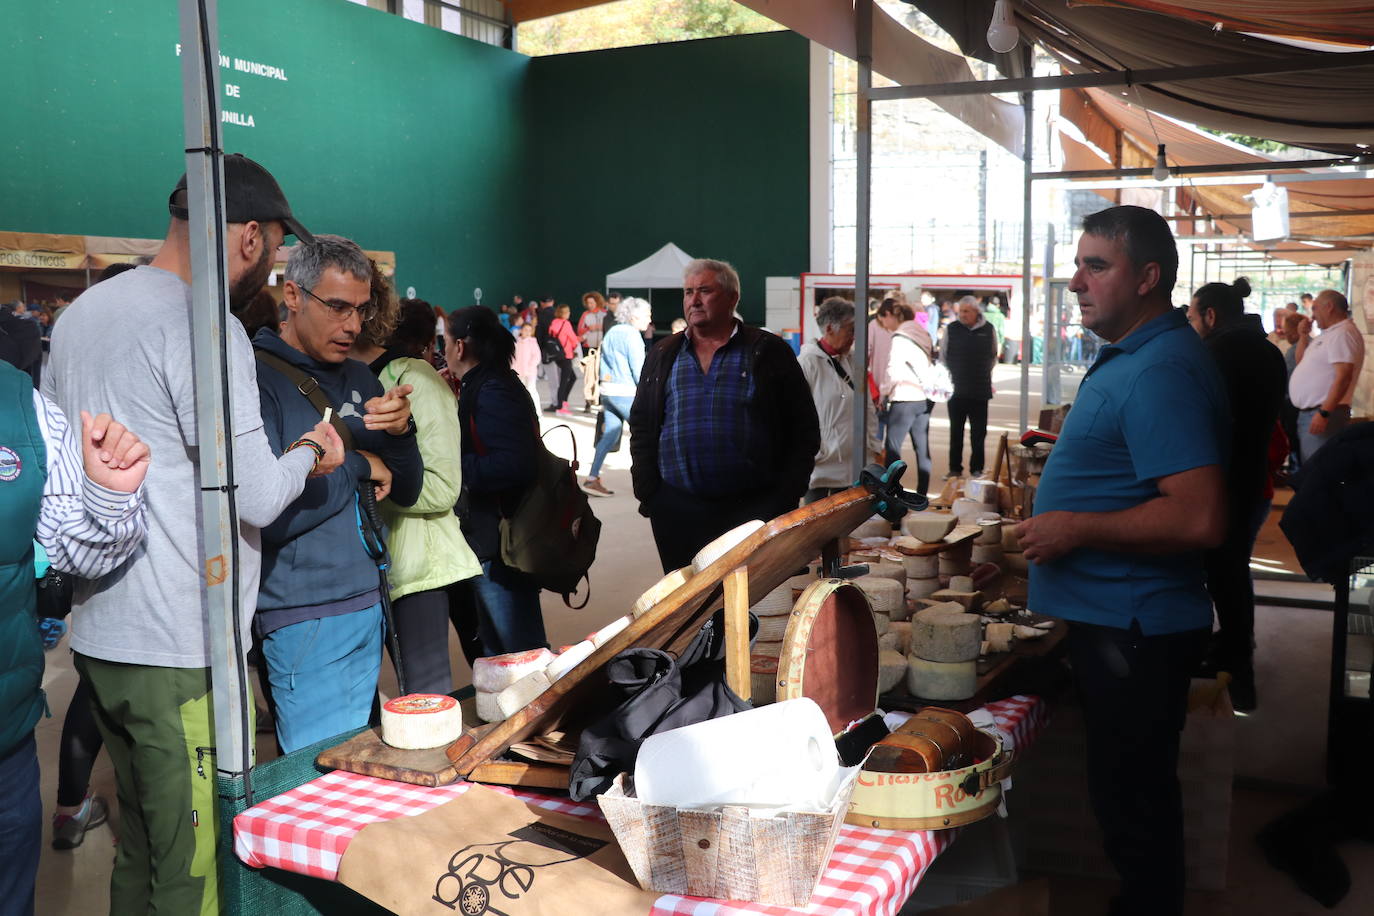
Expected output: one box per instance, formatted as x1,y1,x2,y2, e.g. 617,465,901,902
1288,289,1364,465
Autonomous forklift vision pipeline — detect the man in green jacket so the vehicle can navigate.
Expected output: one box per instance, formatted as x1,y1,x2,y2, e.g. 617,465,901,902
0,360,149,915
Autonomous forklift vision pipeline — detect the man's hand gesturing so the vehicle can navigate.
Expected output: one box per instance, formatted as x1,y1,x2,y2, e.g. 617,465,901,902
364,384,415,435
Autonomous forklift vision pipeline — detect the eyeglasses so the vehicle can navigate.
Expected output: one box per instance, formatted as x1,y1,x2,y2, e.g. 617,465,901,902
296,283,378,323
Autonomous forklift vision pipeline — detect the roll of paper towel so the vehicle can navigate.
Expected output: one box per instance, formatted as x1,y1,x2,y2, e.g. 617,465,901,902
633,698,840,810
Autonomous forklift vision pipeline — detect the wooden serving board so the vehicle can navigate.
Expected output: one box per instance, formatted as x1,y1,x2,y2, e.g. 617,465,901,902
445,486,879,779
317,726,462,787
891,524,981,557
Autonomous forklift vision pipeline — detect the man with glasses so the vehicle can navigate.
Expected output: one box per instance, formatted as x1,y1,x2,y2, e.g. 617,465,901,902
44,154,344,915
252,234,423,753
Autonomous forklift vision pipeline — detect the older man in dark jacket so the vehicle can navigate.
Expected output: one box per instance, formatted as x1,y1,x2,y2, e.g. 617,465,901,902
629,259,819,572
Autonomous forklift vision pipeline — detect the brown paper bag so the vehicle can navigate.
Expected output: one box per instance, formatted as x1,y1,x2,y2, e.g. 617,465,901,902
337,785,658,916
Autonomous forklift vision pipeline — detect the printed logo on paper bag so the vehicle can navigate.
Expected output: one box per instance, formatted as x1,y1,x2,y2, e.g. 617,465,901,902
432,823,608,915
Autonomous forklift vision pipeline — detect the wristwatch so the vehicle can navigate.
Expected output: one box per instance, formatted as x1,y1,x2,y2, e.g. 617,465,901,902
1318,408,1331,418
390,416,417,437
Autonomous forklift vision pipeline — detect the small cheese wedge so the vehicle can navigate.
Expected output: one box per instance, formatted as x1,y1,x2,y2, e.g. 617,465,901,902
986,622,1017,653
929,588,983,612
545,640,596,681
381,694,463,750
472,648,555,693
911,604,982,662
474,689,504,724
691,519,765,572
495,668,552,719
631,566,693,618
590,615,632,649
903,512,958,543
907,656,977,701
878,649,907,693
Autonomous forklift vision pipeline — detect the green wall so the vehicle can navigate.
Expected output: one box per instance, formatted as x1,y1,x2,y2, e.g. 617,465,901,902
3,8,810,325
2,0,532,310
525,32,811,325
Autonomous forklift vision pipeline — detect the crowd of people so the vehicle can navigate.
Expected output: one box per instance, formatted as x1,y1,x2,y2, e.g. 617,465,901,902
2,148,1366,916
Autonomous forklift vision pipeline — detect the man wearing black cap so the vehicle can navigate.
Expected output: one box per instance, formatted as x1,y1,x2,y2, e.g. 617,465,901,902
43,153,344,915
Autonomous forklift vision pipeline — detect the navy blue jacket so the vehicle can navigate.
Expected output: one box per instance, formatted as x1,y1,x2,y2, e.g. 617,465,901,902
252,329,423,625
457,363,538,560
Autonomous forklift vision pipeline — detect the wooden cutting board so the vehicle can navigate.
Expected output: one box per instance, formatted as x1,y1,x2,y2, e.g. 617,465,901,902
318,723,501,787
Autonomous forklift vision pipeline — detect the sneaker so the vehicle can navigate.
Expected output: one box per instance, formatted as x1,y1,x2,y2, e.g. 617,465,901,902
52,795,109,850
581,478,613,497
556,406,574,417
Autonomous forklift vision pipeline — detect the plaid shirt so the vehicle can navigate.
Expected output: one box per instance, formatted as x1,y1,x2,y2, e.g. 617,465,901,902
658,328,771,498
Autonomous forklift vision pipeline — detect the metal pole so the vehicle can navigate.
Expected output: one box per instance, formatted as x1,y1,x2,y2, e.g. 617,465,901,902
1042,223,1058,406
1018,46,1034,434
177,0,252,794
852,0,872,480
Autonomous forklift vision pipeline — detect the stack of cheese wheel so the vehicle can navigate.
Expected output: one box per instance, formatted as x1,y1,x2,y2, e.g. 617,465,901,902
862,559,906,590
971,517,1005,565
855,574,903,646
1002,522,1028,574
938,538,974,584
907,601,980,701
380,694,463,749
751,580,797,659
472,648,555,723
902,550,940,604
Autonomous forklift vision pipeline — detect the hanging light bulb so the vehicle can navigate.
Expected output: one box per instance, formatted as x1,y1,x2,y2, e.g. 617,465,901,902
987,0,1019,54
1152,144,1170,181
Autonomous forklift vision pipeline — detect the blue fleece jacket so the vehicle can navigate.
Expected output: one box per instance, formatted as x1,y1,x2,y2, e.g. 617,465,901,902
252,329,423,632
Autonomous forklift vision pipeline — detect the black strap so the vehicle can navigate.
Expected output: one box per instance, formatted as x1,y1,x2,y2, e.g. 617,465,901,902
825,352,854,390
254,349,354,450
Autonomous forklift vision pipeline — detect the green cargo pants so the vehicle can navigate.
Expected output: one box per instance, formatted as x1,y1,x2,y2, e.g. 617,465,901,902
76,654,223,915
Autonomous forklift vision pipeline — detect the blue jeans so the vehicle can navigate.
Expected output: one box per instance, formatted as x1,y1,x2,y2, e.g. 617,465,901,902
885,399,932,496
460,559,546,656
588,395,632,479
0,732,40,916
261,603,384,754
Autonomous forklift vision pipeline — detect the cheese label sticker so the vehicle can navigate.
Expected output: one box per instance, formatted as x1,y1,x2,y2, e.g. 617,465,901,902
0,447,21,482
384,694,456,714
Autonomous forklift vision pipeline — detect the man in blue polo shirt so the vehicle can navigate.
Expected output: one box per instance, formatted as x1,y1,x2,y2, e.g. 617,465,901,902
1016,206,1227,916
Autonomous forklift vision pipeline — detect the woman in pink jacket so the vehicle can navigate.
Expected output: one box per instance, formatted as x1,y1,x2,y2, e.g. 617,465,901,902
512,322,542,409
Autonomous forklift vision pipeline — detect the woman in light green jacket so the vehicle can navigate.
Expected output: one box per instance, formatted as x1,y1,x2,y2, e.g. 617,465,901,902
353,288,481,694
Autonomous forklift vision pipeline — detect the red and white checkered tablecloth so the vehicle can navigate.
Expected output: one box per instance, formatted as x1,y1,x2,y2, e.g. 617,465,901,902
234,695,1046,916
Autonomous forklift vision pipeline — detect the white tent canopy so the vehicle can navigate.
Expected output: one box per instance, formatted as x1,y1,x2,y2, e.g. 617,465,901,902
605,242,694,290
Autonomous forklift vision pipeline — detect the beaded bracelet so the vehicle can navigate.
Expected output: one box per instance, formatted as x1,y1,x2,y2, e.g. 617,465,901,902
287,437,326,472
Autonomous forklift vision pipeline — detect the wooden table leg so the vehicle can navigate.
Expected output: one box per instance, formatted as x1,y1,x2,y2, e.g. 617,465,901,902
723,567,752,702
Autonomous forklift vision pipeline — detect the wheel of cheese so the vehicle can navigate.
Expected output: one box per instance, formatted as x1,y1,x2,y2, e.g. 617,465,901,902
691,519,765,572
964,479,998,504
938,555,971,578
878,630,900,652
877,649,907,694
631,566,693,618
888,620,913,655
753,638,784,659
750,655,779,705
872,612,891,637
976,519,1002,545
474,689,504,724
907,576,940,599
851,515,893,539
751,582,795,618
545,640,595,681
380,694,463,750
855,575,904,618
472,648,555,693
971,544,1004,565
907,657,977,701
756,612,791,643
902,512,957,543
902,552,939,579
952,497,996,523
862,560,906,588
911,605,981,663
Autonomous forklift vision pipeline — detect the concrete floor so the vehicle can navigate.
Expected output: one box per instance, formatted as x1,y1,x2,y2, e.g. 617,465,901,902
33,363,1374,914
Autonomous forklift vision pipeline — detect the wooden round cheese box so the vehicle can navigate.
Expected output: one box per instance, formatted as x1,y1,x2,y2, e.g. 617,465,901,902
845,726,1013,830
776,579,880,735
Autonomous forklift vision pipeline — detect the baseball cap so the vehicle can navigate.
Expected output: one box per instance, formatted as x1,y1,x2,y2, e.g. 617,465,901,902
169,153,313,243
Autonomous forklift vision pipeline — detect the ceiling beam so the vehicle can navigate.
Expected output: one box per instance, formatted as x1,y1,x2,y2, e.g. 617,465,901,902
1059,166,1374,190
1165,209,1374,221
1031,156,1359,182
868,49,1374,101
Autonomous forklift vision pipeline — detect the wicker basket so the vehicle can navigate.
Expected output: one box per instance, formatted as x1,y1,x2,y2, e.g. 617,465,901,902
597,769,859,905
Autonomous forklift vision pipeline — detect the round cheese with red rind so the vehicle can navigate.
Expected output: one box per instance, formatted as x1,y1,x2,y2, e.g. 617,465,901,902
472,648,555,693
380,694,463,749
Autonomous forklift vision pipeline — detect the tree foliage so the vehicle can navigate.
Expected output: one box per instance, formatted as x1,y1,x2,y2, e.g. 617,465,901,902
518,0,783,56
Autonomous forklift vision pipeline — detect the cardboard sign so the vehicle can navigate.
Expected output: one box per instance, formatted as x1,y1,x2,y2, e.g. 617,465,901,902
337,786,656,916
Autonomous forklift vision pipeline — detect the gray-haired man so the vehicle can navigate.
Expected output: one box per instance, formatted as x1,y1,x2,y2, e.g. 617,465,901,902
940,295,998,478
